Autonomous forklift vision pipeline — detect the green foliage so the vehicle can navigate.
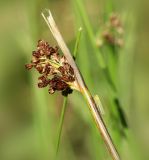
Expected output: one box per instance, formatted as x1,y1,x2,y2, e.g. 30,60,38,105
0,0,148,160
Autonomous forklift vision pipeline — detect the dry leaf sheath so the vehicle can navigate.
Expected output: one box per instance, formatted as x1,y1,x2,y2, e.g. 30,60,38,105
26,9,120,160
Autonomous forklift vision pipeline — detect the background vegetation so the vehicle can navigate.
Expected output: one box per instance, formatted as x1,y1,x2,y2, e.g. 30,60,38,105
0,0,149,160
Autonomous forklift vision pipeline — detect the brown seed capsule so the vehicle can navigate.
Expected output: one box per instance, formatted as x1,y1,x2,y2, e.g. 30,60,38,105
69,65,74,75
49,77,68,91
32,51,40,58
25,64,33,70
58,66,65,75
36,66,44,74
38,82,48,88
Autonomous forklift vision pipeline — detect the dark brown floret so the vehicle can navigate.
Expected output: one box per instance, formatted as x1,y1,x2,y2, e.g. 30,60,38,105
25,64,33,70
58,66,65,75
32,51,40,58
38,82,48,88
49,77,69,91
36,66,44,74
25,40,75,96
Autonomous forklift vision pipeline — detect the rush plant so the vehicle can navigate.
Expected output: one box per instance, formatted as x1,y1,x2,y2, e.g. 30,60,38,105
25,10,120,160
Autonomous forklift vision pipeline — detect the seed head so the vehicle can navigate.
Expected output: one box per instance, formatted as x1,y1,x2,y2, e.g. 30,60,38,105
25,40,77,96
97,13,124,47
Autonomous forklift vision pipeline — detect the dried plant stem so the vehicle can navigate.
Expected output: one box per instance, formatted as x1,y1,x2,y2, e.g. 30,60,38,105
42,10,120,160
82,87,120,160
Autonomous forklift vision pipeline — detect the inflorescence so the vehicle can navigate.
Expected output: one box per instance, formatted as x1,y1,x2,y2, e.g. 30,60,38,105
97,13,124,47
25,40,77,96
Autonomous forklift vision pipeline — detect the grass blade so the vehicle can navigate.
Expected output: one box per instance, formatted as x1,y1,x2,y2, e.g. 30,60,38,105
73,27,82,59
55,97,68,157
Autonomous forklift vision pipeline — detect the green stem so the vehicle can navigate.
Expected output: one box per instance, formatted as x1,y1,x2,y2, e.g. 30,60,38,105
55,97,68,157
73,27,82,59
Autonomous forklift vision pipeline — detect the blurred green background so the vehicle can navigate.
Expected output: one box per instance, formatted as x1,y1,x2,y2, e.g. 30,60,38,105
0,0,149,160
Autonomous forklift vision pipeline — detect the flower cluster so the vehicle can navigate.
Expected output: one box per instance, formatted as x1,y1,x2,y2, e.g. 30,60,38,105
97,13,124,47
25,40,77,96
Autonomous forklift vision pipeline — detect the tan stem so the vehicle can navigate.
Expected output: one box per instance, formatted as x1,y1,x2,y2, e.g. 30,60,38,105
41,10,120,160
82,86,120,160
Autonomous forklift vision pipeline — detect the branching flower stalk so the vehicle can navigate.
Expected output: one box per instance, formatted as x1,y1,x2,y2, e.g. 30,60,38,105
40,10,120,160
